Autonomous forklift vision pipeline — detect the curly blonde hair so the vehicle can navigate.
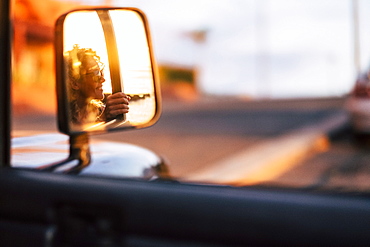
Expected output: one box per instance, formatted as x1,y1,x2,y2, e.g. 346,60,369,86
65,44,104,88
65,45,106,125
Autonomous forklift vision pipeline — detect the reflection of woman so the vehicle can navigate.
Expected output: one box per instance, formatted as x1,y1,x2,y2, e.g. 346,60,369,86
65,45,130,125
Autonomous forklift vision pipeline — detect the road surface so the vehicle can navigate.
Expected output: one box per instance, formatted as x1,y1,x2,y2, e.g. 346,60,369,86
94,97,348,179
14,97,358,189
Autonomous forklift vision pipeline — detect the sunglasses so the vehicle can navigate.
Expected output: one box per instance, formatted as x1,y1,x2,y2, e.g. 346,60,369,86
85,69,104,83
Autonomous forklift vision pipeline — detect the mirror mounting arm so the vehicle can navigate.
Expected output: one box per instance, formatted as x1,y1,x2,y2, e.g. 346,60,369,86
38,133,91,173
65,133,91,173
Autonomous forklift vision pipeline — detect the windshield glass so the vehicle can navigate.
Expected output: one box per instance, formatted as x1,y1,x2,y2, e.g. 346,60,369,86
11,0,370,193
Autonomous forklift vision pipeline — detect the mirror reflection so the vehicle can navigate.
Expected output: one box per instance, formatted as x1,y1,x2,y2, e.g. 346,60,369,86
60,9,159,133
65,45,130,127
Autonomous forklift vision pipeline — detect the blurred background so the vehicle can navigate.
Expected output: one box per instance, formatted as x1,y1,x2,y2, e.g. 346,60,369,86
11,0,370,116
11,0,370,190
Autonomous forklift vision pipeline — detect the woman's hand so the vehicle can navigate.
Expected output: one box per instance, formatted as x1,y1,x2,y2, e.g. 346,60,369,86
104,92,130,120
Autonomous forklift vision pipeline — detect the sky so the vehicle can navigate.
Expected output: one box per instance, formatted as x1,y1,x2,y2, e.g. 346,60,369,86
79,0,370,99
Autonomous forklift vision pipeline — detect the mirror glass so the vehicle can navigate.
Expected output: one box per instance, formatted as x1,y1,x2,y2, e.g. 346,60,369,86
57,8,160,134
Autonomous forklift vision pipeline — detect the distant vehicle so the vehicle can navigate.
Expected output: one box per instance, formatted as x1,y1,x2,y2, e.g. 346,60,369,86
346,69,370,143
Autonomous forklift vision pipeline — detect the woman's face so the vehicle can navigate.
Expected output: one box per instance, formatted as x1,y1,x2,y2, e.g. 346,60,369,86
79,57,105,100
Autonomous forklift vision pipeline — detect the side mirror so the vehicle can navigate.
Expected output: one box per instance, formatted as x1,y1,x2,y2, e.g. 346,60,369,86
43,8,161,173
55,7,161,135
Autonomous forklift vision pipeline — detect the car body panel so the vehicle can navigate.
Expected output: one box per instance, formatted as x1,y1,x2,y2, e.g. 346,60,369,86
12,132,167,179
1,169,370,246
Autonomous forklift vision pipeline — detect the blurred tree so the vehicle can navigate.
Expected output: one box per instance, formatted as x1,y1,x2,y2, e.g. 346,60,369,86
12,0,83,115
